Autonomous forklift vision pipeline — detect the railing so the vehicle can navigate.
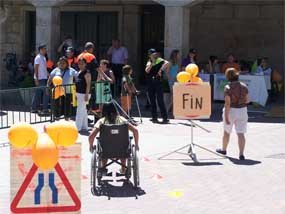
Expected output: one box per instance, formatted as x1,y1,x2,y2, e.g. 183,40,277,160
0,86,52,129
0,81,115,129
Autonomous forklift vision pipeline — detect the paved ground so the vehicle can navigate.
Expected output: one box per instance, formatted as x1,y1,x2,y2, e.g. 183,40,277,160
0,101,284,214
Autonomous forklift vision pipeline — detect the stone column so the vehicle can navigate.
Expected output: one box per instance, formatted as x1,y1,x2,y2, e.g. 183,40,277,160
122,5,141,85
35,6,60,61
0,6,8,89
164,5,190,59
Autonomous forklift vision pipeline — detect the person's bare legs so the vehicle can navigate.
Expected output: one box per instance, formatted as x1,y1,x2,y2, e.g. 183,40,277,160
120,158,127,173
222,131,230,151
237,133,245,156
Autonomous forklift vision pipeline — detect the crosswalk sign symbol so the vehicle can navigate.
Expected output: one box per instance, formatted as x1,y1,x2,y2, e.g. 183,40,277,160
10,163,81,213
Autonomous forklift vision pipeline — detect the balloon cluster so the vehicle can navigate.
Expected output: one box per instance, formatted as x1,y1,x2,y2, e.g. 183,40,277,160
8,122,78,170
177,64,203,84
52,76,65,99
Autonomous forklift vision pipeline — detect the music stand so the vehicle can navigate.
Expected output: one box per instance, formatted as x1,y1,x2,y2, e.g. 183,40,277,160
158,120,225,162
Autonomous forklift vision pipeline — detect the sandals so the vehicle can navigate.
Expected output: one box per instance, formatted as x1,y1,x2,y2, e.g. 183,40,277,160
216,149,227,155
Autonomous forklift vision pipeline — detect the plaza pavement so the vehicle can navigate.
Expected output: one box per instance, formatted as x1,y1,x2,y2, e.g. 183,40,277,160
0,104,284,214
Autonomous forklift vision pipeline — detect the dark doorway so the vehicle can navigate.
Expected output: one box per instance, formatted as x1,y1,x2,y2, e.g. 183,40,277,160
25,11,36,58
140,5,165,84
60,12,118,59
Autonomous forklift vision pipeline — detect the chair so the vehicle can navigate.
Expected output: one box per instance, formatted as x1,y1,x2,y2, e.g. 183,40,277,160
90,123,139,193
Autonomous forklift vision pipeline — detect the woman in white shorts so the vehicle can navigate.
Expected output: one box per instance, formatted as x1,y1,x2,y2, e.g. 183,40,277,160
216,68,250,160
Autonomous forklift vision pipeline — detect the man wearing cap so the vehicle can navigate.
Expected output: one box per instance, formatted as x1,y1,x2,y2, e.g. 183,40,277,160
145,49,169,123
31,44,49,113
77,42,98,81
66,47,78,70
181,48,198,70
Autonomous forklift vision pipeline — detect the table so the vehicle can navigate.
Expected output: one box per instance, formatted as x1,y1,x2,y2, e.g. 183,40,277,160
199,73,269,106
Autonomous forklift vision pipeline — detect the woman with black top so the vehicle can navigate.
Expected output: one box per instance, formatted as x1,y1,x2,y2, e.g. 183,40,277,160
75,58,92,131
145,48,169,123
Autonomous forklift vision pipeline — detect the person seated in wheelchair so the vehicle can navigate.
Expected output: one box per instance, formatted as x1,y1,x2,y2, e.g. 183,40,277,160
88,102,139,174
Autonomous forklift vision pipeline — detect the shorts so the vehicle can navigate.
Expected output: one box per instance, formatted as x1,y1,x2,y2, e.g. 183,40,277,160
96,82,112,104
223,107,248,134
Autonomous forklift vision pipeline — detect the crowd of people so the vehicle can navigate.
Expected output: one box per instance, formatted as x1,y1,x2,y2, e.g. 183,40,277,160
28,37,284,161
30,38,141,132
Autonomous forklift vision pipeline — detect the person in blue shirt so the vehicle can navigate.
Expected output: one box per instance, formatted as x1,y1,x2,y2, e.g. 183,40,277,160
47,56,78,120
166,49,180,113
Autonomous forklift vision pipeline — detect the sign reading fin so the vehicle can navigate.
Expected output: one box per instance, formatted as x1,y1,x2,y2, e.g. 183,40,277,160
173,82,211,119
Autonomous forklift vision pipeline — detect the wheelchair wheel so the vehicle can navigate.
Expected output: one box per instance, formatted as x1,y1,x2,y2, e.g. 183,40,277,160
125,159,132,180
131,145,140,188
91,146,97,194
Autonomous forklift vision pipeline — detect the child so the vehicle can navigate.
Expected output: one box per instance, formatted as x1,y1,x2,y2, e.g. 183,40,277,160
121,65,137,115
95,60,115,114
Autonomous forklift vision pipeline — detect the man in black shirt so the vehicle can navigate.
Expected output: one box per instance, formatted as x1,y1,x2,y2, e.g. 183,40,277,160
145,49,169,123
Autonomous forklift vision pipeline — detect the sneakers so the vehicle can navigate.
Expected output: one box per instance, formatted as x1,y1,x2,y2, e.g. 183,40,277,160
239,155,245,160
162,119,169,124
216,149,227,155
150,118,158,123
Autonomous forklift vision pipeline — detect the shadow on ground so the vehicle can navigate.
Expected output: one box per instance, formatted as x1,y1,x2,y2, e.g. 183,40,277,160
93,180,146,199
182,161,223,166
228,157,262,165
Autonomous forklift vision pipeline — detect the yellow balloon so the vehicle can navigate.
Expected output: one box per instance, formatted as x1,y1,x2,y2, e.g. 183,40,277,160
45,121,78,147
32,133,59,170
8,123,38,148
185,64,199,77
52,76,63,86
53,86,65,99
191,76,203,83
176,71,191,83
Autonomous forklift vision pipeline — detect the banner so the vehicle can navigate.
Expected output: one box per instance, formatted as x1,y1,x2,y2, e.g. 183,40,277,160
173,82,211,119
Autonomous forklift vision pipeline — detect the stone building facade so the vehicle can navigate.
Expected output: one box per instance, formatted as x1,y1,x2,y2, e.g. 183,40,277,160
0,0,284,88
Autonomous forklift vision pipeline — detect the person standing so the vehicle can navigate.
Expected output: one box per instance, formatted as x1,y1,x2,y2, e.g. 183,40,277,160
166,50,180,113
77,42,98,81
181,48,197,70
107,39,128,96
57,35,74,56
216,68,250,160
121,65,138,115
31,44,49,113
75,58,91,132
47,57,77,120
145,49,169,124
96,60,115,111
66,47,78,70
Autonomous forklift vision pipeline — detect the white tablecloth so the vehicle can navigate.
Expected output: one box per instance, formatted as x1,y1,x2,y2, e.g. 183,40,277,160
199,73,269,106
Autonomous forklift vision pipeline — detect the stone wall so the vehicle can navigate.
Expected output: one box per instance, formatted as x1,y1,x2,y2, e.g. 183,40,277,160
0,3,28,88
189,1,284,71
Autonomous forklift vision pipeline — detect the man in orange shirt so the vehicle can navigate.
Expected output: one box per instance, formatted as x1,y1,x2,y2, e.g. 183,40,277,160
77,42,98,81
221,54,241,73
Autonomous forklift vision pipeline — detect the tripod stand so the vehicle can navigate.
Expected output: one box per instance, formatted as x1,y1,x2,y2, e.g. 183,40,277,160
158,120,225,162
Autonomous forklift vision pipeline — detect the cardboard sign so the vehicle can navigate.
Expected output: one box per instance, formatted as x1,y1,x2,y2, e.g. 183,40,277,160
10,144,81,213
173,82,211,119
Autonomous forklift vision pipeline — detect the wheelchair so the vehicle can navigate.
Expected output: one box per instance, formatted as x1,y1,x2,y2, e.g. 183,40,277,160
90,123,140,193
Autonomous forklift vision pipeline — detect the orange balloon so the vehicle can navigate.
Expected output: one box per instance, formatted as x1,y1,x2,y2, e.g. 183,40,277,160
191,76,203,83
185,64,199,77
32,133,59,170
8,123,38,148
53,86,65,99
176,71,191,83
52,76,63,86
45,121,78,147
